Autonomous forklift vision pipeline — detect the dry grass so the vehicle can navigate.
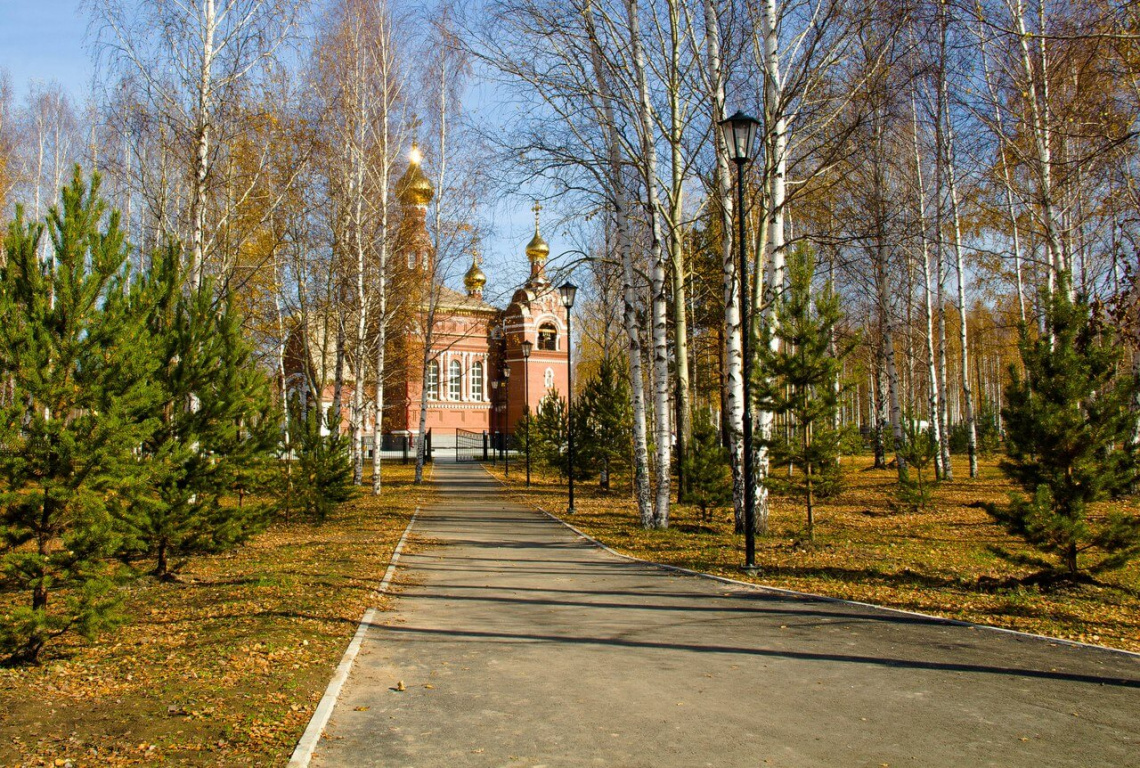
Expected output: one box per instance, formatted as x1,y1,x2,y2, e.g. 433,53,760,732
0,463,432,766
486,455,1140,653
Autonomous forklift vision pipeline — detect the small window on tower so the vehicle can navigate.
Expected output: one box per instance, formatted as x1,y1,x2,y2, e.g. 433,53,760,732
538,322,557,351
407,251,416,269
544,367,555,389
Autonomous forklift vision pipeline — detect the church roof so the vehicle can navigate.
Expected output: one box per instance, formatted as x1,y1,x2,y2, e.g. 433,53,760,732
435,285,499,313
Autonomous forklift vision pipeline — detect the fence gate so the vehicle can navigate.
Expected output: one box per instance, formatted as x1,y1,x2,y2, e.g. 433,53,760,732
455,429,489,462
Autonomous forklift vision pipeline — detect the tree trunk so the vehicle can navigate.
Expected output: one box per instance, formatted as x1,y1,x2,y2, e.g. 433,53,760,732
627,0,672,530
873,347,888,469
189,0,216,292
944,105,977,479
583,2,653,526
932,59,953,482
331,319,346,431
911,97,945,480
701,0,745,533
873,113,906,480
1014,0,1065,298
663,0,691,501
755,0,787,536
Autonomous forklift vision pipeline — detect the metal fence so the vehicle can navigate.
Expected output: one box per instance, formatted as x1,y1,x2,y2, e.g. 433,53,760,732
454,429,516,465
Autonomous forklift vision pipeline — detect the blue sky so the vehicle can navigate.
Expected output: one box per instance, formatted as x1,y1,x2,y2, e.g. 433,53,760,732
0,0,566,291
0,1,92,100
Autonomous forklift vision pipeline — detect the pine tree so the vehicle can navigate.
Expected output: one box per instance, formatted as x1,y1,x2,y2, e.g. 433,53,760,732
116,245,278,578
681,410,732,522
0,170,157,663
578,358,632,490
754,247,852,542
532,389,568,477
283,398,355,521
990,277,1140,578
896,420,939,512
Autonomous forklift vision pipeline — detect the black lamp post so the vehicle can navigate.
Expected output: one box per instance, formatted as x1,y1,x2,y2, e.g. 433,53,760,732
502,364,511,477
491,379,499,466
718,109,760,573
521,339,533,488
559,282,578,514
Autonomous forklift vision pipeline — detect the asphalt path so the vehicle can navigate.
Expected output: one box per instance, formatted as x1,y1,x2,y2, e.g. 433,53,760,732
312,461,1140,767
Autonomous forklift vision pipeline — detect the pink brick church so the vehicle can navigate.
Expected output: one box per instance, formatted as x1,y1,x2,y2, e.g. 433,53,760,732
285,149,569,450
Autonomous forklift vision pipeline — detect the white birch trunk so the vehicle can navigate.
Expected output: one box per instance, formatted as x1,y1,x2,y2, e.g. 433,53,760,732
665,0,691,500
701,0,745,531
944,103,978,478
189,0,216,292
1013,0,1065,297
583,2,653,525
351,48,369,486
911,97,945,479
871,115,905,478
627,0,672,529
755,0,787,534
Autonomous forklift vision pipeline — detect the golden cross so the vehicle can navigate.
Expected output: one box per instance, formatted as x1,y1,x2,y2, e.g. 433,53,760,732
532,200,542,231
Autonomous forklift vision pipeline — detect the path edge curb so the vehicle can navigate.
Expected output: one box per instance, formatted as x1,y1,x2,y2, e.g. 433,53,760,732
481,465,1140,661
287,508,419,767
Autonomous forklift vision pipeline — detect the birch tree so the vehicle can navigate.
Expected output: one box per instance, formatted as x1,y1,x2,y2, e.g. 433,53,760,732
625,0,673,528
313,0,408,487
90,0,305,291
699,0,745,531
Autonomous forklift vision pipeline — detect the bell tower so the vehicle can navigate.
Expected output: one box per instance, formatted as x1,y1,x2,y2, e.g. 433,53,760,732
395,144,435,273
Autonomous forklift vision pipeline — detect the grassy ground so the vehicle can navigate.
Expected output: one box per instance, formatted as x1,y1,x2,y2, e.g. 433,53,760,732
485,454,1140,653
0,462,432,767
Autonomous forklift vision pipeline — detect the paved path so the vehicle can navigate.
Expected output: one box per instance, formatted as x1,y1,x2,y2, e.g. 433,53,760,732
313,461,1140,767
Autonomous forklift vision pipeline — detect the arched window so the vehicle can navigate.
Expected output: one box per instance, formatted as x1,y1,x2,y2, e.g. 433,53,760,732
544,367,555,389
538,322,558,351
407,251,416,269
471,361,484,401
449,359,463,400
426,360,439,399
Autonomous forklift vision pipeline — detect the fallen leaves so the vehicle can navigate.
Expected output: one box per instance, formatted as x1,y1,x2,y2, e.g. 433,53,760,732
0,463,430,765
489,456,1140,653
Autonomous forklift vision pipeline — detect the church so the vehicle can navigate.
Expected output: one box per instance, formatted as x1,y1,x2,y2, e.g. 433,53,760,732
286,148,570,450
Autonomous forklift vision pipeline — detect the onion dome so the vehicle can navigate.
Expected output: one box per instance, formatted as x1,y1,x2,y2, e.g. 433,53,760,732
526,201,549,263
397,145,434,206
464,254,487,295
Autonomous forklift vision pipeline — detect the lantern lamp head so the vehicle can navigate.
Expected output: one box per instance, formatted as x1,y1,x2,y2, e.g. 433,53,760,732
718,111,760,164
559,282,578,309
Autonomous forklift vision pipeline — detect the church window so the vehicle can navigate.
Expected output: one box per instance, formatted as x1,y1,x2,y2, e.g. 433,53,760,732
544,367,555,389
407,251,416,269
426,360,439,399
538,322,558,351
471,361,484,401
449,359,463,400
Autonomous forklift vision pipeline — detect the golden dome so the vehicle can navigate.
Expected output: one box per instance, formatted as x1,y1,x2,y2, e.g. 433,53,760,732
525,231,549,263
397,145,434,206
525,201,549,263
464,255,487,294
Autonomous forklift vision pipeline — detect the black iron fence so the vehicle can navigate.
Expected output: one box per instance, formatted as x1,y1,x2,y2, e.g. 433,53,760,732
366,430,432,464
455,429,515,466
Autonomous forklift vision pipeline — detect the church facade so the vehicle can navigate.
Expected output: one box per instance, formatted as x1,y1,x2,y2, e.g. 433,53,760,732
286,150,569,449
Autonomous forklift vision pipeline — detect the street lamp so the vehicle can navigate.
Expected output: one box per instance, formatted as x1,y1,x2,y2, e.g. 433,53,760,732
718,109,760,573
491,379,499,466
559,282,578,514
521,339,533,488
502,364,511,477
